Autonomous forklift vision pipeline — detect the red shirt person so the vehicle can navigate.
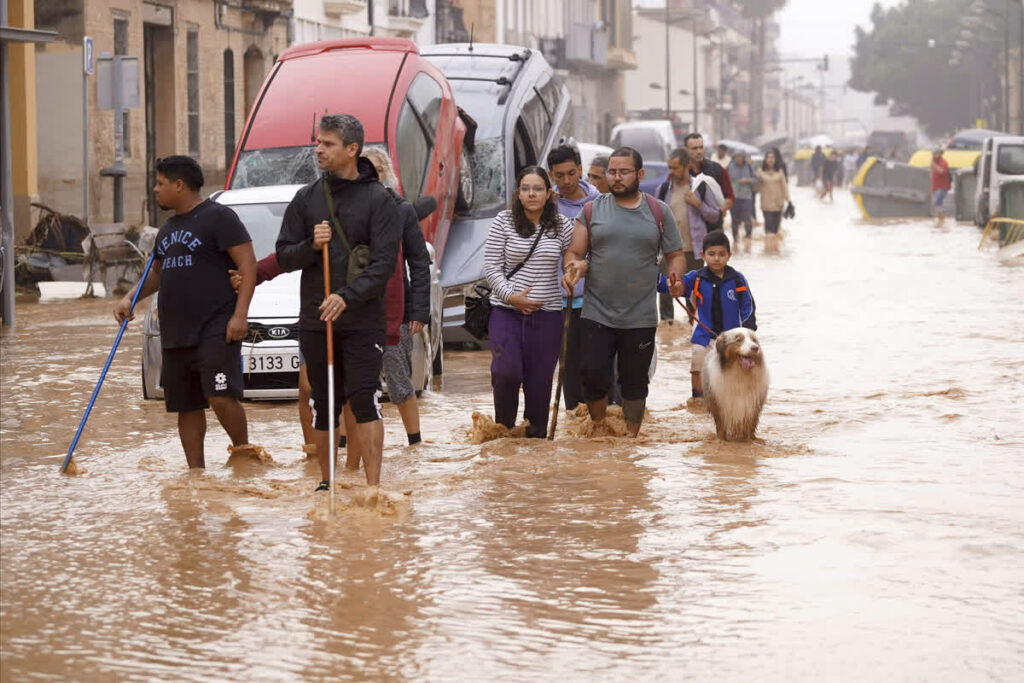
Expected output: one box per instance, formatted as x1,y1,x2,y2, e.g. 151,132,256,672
930,149,951,225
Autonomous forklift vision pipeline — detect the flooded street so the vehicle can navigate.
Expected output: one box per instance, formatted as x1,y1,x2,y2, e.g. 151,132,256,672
2,187,1023,680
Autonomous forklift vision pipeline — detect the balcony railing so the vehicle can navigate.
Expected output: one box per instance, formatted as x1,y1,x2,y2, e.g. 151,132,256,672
387,0,428,35
324,0,367,17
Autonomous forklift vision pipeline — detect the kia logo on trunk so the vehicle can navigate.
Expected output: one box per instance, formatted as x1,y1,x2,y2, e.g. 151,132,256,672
267,326,289,339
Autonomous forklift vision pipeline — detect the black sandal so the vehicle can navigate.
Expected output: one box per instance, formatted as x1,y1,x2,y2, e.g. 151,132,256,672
314,480,330,492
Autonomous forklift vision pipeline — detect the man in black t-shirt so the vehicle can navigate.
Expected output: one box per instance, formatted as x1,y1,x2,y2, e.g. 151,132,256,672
115,156,258,469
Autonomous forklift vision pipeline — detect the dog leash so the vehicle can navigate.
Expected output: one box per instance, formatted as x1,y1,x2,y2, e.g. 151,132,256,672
669,272,719,340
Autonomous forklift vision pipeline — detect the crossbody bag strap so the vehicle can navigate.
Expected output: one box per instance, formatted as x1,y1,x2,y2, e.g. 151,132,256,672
322,179,352,255
505,225,545,279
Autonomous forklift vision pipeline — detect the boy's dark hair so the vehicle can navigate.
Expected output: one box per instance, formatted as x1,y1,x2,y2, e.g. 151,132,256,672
668,147,690,166
547,144,581,168
610,145,643,170
703,229,731,254
155,155,204,191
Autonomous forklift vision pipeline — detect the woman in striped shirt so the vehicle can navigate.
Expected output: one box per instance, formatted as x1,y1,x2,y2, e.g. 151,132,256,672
484,165,574,438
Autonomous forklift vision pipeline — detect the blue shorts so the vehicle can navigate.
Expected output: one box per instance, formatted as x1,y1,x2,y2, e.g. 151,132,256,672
933,188,948,208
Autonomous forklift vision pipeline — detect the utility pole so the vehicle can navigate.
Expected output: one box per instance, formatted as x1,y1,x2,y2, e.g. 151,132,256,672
665,1,670,119
693,14,698,133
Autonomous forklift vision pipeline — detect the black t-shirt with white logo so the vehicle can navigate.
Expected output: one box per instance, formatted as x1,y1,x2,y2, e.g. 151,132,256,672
154,199,251,348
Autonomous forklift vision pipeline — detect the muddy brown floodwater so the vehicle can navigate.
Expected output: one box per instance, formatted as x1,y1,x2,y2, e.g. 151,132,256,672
2,188,1023,680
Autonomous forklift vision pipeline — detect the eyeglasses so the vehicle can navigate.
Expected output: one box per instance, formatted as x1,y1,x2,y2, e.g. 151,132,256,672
519,185,547,194
605,168,636,178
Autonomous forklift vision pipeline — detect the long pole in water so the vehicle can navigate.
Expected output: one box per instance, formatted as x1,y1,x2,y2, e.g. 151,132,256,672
61,250,157,473
323,246,335,512
548,297,574,440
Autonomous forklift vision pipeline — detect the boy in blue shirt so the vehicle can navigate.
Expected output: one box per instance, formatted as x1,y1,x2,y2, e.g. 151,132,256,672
677,230,756,402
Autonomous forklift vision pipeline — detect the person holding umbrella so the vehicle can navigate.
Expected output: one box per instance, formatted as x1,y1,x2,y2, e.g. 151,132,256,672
276,114,402,492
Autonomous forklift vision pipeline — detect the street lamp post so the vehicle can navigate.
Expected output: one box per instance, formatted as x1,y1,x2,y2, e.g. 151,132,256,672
664,1,670,119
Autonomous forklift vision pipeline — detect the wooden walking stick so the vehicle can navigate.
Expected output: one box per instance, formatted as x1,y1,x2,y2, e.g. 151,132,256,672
548,296,575,440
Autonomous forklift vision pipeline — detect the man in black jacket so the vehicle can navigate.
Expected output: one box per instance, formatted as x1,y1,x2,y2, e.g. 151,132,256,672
276,113,401,492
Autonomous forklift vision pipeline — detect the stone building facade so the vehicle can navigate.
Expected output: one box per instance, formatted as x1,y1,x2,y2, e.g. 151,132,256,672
32,0,291,233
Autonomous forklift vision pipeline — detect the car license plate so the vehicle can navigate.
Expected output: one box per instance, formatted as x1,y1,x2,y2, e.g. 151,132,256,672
245,352,300,373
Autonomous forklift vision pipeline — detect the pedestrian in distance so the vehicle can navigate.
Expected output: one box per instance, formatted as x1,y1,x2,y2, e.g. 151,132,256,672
547,143,600,411
811,145,827,196
758,149,791,253
484,166,574,438
656,147,720,322
843,149,858,187
114,155,259,469
727,150,757,244
823,150,841,201
713,143,731,168
276,113,402,492
931,148,951,227
678,230,757,410
587,154,611,194
562,147,687,437
684,133,733,231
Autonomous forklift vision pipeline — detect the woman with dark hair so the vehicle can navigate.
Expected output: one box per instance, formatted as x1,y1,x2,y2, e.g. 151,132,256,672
769,146,789,180
483,165,574,437
758,149,790,252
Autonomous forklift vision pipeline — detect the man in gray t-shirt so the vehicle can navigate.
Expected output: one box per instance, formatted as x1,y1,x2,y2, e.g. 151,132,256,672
563,146,686,437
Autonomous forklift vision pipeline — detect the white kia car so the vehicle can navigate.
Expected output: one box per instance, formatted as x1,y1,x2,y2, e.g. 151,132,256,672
141,184,443,400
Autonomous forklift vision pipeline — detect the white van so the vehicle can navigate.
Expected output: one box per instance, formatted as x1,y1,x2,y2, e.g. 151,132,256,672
974,135,1024,227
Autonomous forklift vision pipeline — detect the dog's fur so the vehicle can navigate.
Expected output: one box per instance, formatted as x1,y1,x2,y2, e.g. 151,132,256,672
702,328,769,441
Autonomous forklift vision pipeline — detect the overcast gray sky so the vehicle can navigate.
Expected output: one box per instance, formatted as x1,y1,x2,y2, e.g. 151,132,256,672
776,0,903,59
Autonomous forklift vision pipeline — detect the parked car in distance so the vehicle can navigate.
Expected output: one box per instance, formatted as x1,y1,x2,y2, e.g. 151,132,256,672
421,42,571,344
609,120,675,193
946,128,1013,151
141,184,444,400
974,135,1024,227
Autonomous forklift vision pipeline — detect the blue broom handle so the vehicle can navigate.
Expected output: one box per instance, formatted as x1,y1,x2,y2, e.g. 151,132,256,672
61,251,157,472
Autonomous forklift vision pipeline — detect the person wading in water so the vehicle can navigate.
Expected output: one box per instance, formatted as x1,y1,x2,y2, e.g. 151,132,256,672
114,155,258,469
562,146,687,437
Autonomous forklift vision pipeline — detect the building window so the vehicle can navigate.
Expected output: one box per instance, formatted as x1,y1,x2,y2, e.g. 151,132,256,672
187,25,200,157
114,14,130,157
224,49,235,166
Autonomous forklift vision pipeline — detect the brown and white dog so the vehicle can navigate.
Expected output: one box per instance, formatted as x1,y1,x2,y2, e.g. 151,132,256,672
702,328,769,442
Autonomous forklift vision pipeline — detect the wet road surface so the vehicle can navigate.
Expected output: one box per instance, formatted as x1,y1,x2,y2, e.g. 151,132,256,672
2,188,1023,680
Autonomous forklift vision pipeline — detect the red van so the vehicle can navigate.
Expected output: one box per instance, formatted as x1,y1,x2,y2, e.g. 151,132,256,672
226,37,471,260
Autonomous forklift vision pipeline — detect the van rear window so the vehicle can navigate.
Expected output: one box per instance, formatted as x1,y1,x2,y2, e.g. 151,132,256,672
996,144,1024,175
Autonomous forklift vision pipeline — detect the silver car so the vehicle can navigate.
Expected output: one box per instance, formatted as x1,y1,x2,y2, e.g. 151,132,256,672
141,184,443,400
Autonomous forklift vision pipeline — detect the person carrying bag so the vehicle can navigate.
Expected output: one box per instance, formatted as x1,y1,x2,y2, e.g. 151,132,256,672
462,227,543,340
482,166,573,438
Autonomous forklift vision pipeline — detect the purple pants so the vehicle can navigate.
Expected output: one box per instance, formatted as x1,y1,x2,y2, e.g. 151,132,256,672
488,306,563,438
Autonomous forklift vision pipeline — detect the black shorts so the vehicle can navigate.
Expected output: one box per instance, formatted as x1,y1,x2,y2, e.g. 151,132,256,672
579,318,656,402
161,337,244,413
300,327,384,429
